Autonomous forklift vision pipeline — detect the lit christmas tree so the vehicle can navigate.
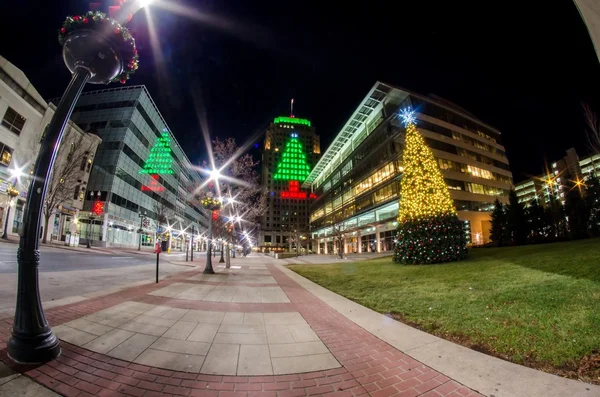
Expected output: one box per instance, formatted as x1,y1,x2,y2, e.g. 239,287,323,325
273,132,315,199
140,131,174,175
394,109,467,264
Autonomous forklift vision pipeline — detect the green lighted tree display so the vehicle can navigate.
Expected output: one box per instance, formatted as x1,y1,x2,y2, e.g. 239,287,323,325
140,131,174,175
273,133,311,182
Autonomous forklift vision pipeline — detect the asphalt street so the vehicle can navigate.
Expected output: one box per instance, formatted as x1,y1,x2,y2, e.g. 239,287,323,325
0,245,189,273
0,244,195,311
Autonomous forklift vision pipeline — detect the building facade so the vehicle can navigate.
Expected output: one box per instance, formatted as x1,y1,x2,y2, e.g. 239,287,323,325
41,105,102,243
68,85,208,249
0,56,100,239
258,116,320,252
304,82,513,253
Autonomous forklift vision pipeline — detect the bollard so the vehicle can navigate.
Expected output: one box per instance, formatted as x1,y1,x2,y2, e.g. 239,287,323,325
156,252,159,283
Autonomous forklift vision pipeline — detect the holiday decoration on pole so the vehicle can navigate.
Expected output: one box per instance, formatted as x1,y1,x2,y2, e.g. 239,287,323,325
92,200,104,216
273,132,316,199
57,4,139,84
393,108,467,264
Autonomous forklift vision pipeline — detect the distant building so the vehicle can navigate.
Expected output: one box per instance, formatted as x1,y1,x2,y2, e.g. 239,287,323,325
514,178,545,206
304,82,513,251
515,147,599,206
0,56,100,239
258,116,320,252
67,85,207,249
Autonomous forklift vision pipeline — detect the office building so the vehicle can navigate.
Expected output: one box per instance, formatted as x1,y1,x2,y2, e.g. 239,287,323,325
516,148,600,206
68,85,207,249
258,115,320,251
0,56,100,239
304,82,513,252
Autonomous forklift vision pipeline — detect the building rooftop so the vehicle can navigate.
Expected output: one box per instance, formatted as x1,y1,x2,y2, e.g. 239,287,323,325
303,81,502,187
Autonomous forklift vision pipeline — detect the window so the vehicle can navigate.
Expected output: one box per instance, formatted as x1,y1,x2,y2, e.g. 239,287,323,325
466,165,493,180
80,157,87,171
2,107,26,135
73,185,80,200
86,158,92,172
0,142,13,166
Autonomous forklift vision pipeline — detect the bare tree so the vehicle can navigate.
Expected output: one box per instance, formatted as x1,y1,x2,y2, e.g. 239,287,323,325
42,136,94,244
153,201,174,227
582,102,600,154
212,138,267,224
332,224,346,259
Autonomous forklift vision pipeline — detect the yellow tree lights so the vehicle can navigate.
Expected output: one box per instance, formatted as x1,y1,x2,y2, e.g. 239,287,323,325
394,109,467,264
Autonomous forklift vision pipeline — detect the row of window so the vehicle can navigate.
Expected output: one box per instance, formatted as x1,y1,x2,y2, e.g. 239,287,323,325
73,100,137,113
97,140,179,197
311,175,509,225
108,165,204,224
437,158,512,184
410,97,502,145
74,99,196,184
417,120,506,159
425,137,510,171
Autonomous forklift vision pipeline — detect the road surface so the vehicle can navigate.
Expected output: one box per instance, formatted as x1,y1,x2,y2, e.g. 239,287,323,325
0,243,198,311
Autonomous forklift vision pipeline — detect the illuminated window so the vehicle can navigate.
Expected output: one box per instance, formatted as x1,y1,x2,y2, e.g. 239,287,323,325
467,165,493,180
0,144,13,166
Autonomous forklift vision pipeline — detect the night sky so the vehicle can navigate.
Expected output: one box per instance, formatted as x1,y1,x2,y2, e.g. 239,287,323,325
2,1,600,182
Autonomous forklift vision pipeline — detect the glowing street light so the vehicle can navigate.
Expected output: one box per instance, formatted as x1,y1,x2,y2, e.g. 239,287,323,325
209,168,222,183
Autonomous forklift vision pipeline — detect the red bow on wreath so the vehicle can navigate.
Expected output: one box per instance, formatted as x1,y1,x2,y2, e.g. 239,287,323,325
90,0,133,23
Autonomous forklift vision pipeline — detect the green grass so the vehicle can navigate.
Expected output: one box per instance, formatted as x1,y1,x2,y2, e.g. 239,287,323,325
288,239,600,380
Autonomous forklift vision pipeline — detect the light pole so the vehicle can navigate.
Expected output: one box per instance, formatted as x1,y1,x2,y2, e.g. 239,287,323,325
87,191,100,248
190,225,195,261
201,169,222,274
138,210,147,250
8,6,143,363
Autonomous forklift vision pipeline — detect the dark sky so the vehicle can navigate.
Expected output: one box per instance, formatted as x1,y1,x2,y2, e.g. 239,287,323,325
2,0,600,182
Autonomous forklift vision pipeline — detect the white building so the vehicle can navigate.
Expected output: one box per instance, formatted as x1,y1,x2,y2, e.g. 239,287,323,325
0,56,100,241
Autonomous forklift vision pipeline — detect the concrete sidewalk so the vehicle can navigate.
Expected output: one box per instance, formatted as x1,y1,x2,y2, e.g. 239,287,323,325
0,254,597,397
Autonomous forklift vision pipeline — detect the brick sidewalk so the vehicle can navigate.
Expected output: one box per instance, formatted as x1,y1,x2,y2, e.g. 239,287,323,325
0,260,484,397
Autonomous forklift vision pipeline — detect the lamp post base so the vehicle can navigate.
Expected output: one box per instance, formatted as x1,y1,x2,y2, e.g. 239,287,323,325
8,329,60,364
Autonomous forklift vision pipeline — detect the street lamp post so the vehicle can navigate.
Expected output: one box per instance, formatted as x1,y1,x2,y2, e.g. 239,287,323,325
190,225,195,261
138,210,147,251
87,191,100,248
219,238,225,263
204,213,215,274
8,8,141,363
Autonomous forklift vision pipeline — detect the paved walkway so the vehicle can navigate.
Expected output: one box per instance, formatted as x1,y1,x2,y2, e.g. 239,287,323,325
0,254,598,397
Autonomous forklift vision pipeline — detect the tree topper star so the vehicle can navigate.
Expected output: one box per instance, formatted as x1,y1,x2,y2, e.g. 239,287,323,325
399,108,417,125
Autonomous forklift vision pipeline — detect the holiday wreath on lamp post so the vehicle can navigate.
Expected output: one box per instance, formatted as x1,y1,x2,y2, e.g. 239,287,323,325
201,193,222,211
57,10,139,84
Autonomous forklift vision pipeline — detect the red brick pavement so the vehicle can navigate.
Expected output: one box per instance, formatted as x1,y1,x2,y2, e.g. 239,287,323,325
0,263,485,397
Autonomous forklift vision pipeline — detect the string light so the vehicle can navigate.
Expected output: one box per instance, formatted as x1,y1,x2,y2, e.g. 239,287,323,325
398,122,456,221
139,131,174,175
394,112,467,264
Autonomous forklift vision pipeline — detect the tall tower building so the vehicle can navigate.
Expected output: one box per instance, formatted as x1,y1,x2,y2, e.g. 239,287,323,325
258,114,320,252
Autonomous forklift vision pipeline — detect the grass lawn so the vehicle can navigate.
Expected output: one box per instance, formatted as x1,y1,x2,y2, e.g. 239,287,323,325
288,239,600,383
